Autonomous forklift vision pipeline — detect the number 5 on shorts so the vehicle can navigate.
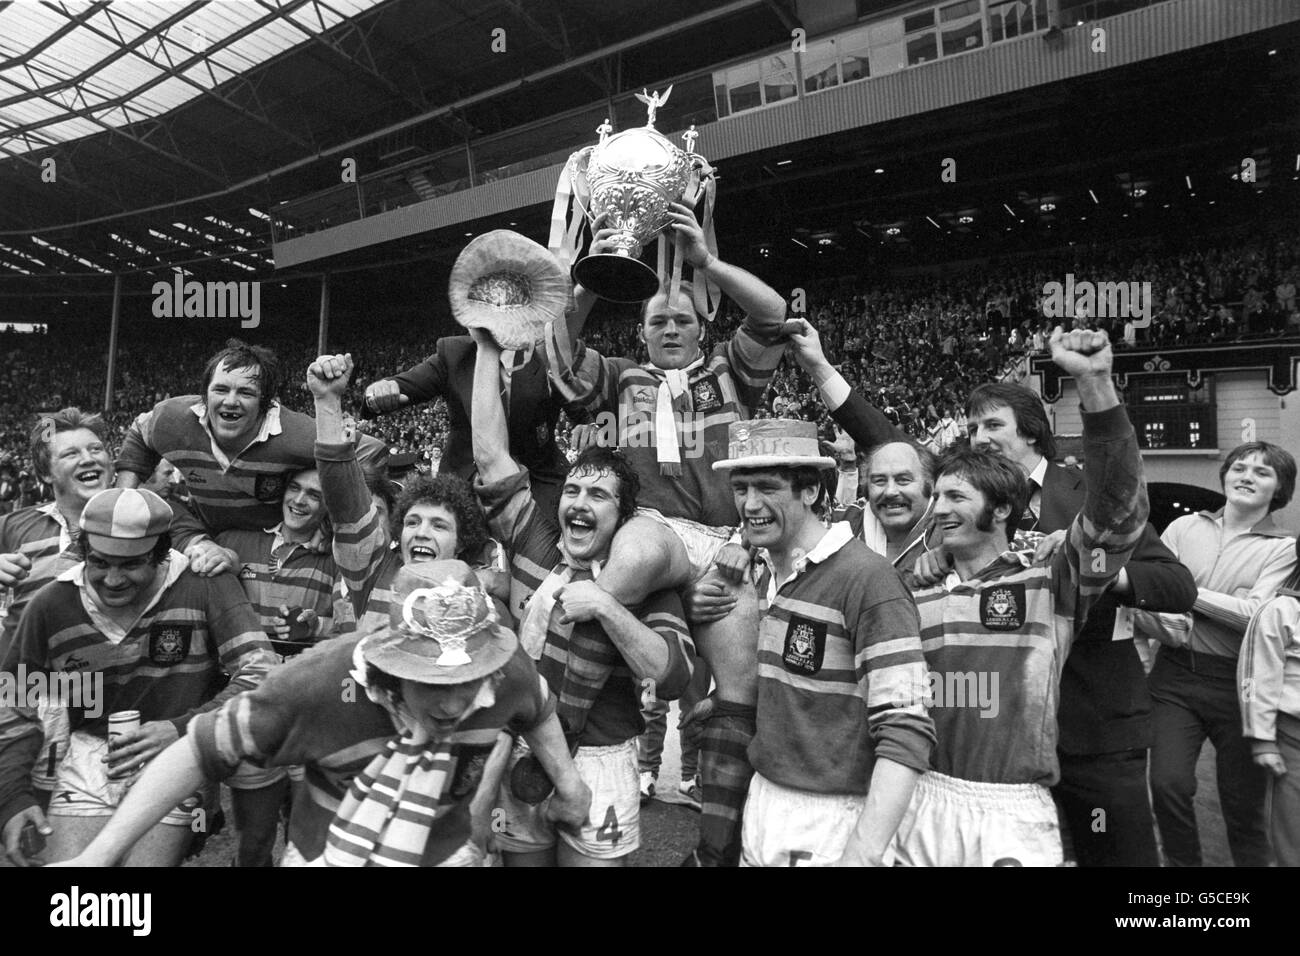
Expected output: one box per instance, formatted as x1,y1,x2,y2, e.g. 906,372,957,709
595,805,622,845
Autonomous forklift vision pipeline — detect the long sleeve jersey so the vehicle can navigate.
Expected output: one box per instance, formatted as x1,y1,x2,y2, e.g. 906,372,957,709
0,557,275,829
750,522,936,795
548,325,786,528
908,403,1149,786
115,397,387,549
215,525,337,636
478,467,695,746
189,636,553,862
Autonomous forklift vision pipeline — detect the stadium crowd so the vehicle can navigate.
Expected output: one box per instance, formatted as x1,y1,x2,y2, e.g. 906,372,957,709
2,231,1295,510
1,218,1299,870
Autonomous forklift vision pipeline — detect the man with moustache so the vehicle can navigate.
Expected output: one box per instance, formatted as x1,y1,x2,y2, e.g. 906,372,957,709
890,328,1148,867
961,380,1196,866
471,328,695,867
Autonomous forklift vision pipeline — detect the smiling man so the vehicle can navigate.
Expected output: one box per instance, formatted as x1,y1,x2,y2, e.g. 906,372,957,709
0,487,275,867
0,410,115,815
472,328,694,867
114,339,387,574
709,418,934,867
209,465,338,866
893,328,1149,867
49,560,590,867
306,353,495,637
1137,440,1297,867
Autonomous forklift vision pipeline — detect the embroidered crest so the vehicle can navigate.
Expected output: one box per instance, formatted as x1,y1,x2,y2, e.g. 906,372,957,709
238,564,257,580
148,623,192,665
980,584,1025,630
254,473,287,502
691,375,722,413
535,423,551,446
185,469,206,486
632,386,657,408
782,616,827,675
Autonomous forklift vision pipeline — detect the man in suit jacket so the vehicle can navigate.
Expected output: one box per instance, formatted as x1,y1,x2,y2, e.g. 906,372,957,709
365,335,569,517
363,230,615,519
966,381,1196,866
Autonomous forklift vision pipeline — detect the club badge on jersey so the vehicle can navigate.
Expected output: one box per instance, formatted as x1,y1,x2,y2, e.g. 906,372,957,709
980,584,1025,630
782,616,827,675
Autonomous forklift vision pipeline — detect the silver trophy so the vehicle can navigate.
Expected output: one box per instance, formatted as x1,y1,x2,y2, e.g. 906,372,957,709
564,87,712,303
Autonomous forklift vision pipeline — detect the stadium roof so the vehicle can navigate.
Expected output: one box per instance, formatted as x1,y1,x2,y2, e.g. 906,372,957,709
0,0,387,155
0,0,790,297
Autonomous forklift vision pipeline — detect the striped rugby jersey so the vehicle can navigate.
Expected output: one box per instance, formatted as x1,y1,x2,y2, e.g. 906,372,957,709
0,503,82,792
0,556,276,822
907,404,1148,787
750,522,936,795
316,438,401,636
188,635,553,862
215,525,337,635
0,502,79,650
478,467,695,746
550,327,786,528
116,397,386,550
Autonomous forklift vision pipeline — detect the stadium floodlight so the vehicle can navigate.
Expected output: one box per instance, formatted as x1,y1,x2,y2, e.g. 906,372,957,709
1003,203,1016,218
248,207,270,220
1088,190,1100,204
1132,187,1147,197
886,227,901,236
790,237,808,248
926,216,941,229
1039,203,1055,212
1185,176,1193,190
874,168,884,174
959,216,973,224
777,159,793,166
817,238,832,245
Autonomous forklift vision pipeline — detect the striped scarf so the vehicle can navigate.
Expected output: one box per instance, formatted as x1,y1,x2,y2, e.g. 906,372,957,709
324,640,496,866
322,737,454,867
516,547,600,661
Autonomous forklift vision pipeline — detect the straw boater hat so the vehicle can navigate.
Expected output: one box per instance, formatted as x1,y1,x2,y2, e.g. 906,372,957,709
361,560,516,684
712,418,837,472
448,230,571,350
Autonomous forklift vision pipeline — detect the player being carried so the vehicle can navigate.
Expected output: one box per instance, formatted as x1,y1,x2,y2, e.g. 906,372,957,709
471,327,696,867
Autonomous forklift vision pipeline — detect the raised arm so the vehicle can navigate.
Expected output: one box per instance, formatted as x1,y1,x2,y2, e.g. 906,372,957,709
1051,328,1149,627
666,202,785,337
309,353,388,595
469,328,517,485
786,318,903,449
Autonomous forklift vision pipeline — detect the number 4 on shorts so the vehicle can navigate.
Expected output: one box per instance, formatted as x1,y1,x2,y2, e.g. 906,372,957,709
595,805,622,845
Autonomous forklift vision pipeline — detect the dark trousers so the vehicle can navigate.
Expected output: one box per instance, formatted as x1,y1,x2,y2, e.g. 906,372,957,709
1148,648,1270,866
1055,749,1159,867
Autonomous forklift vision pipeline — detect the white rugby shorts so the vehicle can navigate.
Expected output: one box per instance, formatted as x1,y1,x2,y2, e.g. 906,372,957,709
891,770,1063,867
47,730,212,826
494,737,640,860
740,772,866,867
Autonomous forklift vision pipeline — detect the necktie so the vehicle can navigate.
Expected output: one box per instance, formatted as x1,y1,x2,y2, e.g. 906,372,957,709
1020,478,1040,531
